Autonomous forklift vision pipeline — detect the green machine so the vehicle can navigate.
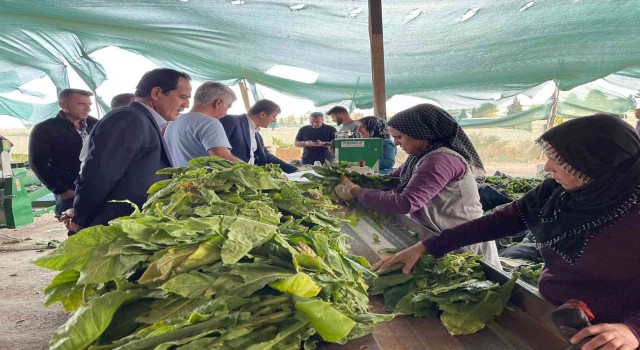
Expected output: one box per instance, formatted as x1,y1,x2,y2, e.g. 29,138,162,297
334,138,383,174
0,139,53,228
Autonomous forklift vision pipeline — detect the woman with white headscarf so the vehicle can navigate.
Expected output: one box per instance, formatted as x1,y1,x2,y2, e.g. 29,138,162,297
335,104,500,266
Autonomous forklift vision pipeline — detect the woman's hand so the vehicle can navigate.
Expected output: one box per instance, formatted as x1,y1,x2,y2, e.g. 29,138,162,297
373,242,427,274
571,323,639,350
335,176,361,200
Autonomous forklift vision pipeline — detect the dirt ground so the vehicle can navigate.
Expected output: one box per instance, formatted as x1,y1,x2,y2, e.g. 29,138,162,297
0,213,68,350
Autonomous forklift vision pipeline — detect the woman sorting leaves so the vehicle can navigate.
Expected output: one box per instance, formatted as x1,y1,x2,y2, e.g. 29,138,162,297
355,116,397,174
335,104,501,267
375,114,640,350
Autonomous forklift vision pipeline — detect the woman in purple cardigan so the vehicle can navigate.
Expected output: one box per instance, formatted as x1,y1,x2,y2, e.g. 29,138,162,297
335,104,501,267
375,114,640,350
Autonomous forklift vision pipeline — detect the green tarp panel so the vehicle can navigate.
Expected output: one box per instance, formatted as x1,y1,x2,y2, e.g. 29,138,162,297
0,0,639,123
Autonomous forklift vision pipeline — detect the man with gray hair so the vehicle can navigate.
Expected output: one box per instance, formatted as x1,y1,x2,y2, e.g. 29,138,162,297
164,81,241,166
29,88,98,218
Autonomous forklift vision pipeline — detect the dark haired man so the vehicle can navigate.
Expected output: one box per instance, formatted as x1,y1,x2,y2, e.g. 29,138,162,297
65,68,191,234
29,88,98,218
110,93,135,109
294,112,336,165
220,99,297,173
326,105,358,137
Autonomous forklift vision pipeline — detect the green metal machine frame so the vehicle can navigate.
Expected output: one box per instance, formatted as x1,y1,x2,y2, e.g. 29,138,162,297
334,138,383,172
1,139,54,228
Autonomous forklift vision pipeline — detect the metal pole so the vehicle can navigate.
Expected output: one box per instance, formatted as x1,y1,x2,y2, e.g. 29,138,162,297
368,0,387,119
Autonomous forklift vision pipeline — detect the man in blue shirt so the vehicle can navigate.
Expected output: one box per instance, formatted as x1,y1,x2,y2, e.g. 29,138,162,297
164,82,242,166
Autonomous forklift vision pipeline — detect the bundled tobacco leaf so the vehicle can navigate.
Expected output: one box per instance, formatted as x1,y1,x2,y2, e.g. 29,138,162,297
33,157,392,350
371,251,519,335
303,162,394,227
480,173,543,200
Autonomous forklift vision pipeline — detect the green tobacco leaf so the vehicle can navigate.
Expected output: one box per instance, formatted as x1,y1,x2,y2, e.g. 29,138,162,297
79,238,148,284
138,244,198,284
100,298,154,343
33,226,123,272
439,273,519,335
160,271,220,299
269,272,321,298
218,165,280,191
394,292,438,318
347,313,396,341
177,237,223,273
136,296,207,325
147,179,172,195
116,216,177,245
369,274,414,295
49,289,144,350
245,319,310,350
226,263,295,297
294,297,356,343
221,218,277,264
382,283,412,312
44,270,83,312
293,253,323,273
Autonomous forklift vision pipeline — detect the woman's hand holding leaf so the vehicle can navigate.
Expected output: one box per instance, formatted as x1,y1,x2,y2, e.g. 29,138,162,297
373,242,426,274
335,176,361,201
571,323,639,350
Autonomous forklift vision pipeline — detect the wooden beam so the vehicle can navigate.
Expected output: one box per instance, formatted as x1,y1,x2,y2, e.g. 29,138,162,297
545,84,560,131
239,79,251,112
368,0,387,119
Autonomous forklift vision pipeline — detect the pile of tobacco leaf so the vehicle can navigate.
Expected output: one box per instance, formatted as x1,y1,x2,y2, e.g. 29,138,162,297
303,162,394,227
34,157,392,350
370,251,519,335
481,173,543,200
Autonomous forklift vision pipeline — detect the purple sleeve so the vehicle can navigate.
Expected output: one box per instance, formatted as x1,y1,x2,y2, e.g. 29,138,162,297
357,152,466,214
421,202,527,257
388,166,402,177
624,313,640,343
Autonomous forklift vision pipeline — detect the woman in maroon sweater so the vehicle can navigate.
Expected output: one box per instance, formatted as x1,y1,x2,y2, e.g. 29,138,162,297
375,114,640,350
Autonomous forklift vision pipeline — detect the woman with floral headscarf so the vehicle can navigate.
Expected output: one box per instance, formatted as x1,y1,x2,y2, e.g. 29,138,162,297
356,116,397,174
335,104,501,267
374,114,640,350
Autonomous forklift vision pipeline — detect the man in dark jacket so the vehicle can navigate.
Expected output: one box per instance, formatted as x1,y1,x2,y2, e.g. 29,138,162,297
220,99,297,173
294,112,336,165
29,88,98,218
64,68,192,234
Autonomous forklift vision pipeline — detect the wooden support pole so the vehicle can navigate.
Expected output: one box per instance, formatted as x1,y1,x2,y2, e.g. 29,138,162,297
368,0,387,119
239,79,251,113
545,84,560,131
539,83,560,160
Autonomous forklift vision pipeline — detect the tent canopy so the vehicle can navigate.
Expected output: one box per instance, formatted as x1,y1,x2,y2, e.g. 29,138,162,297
1,0,639,123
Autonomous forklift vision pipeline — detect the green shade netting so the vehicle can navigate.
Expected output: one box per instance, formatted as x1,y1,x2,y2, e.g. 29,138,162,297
0,0,639,124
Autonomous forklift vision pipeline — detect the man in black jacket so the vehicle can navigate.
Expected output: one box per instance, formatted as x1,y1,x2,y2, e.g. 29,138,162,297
29,88,98,218
220,100,298,173
64,68,192,234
